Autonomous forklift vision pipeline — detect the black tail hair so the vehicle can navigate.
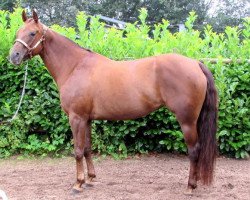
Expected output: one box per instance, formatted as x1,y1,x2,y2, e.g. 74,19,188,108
197,62,218,185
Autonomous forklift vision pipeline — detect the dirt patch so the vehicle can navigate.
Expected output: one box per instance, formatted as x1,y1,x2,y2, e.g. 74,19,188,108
0,154,249,200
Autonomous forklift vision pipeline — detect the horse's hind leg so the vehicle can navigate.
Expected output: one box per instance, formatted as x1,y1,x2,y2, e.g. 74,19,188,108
180,122,200,194
171,102,202,194
84,120,96,181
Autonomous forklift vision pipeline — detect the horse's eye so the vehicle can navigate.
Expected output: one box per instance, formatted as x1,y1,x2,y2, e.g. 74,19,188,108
30,32,36,37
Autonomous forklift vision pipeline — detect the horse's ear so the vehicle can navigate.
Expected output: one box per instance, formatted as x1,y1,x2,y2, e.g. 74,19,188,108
22,10,27,22
32,9,38,23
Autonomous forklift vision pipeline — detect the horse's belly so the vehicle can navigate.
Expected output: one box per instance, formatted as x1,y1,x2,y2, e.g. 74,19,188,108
92,106,161,120
91,97,162,120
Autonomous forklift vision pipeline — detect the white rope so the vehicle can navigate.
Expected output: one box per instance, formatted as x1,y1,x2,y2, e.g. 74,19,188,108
7,62,28,123
0,189,8,200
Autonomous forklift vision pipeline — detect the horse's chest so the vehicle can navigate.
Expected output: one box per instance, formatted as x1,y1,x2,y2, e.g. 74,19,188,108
59,86,93,116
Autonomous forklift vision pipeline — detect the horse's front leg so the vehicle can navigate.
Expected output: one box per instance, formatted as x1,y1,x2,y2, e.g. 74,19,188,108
84,120,96,181
69,113,88,192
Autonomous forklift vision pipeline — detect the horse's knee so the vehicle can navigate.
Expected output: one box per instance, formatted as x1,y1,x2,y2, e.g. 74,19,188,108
75,148,84,160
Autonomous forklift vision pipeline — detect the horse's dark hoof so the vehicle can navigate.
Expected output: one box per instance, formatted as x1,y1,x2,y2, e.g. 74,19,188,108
88,174,96,182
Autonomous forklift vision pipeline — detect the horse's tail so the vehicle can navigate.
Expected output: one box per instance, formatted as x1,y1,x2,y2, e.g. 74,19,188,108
197,62,218,185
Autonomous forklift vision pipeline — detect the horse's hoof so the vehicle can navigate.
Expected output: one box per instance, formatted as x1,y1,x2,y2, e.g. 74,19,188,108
88,174,96,182
88,177,94,182
184,188,193,195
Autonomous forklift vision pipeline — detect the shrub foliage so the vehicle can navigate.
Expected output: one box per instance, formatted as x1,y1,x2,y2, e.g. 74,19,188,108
0,8,249,158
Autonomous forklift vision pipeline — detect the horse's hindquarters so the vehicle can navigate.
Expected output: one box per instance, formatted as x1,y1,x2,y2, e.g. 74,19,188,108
155,54,207,123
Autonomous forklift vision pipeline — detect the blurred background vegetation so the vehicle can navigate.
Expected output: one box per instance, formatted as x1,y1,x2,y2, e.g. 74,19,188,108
0,0,249,32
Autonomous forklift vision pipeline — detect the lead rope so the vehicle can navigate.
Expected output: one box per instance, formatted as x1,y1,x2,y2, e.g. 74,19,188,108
0,62,28,125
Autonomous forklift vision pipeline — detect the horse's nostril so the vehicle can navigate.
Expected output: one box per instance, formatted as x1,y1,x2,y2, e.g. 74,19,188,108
16,52,20,56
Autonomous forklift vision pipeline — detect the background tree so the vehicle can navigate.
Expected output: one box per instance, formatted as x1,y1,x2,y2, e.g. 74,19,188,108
20,0,81,27
84,0,211,31
207,0,250,32
1,0,249,32
19,0,210,28
0,0,16,12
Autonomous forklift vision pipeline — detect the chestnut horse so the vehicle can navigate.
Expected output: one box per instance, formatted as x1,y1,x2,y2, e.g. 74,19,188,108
9,10,218,194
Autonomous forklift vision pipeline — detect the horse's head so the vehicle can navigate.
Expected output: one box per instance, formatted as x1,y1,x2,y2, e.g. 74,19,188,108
9,10,47,65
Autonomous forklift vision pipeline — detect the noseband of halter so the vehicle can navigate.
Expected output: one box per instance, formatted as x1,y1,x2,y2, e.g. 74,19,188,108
15,26,48,58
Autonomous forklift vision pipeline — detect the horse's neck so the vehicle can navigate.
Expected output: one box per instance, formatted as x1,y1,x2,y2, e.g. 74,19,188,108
39,29,89,88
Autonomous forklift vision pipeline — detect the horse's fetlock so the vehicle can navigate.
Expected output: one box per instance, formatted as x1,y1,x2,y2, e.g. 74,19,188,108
77,177,85,184
88,172,96,178
188,179,197,189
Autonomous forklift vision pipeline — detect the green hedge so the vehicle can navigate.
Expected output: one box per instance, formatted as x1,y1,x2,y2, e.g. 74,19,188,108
0,8,249,158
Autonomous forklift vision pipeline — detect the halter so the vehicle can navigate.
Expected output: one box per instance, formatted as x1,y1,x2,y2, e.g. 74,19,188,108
15,26,48,58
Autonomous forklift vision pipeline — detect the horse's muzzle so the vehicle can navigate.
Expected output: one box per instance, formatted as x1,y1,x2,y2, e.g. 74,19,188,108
9,50,25,65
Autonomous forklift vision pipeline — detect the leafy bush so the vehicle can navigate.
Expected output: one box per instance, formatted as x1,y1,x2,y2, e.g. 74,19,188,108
0,8,249,158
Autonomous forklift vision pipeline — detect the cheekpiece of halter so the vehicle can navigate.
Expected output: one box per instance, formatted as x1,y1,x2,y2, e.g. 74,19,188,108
15,26,47,58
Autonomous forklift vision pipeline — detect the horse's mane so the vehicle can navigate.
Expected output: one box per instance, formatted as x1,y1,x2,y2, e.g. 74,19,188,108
60,34,92,53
